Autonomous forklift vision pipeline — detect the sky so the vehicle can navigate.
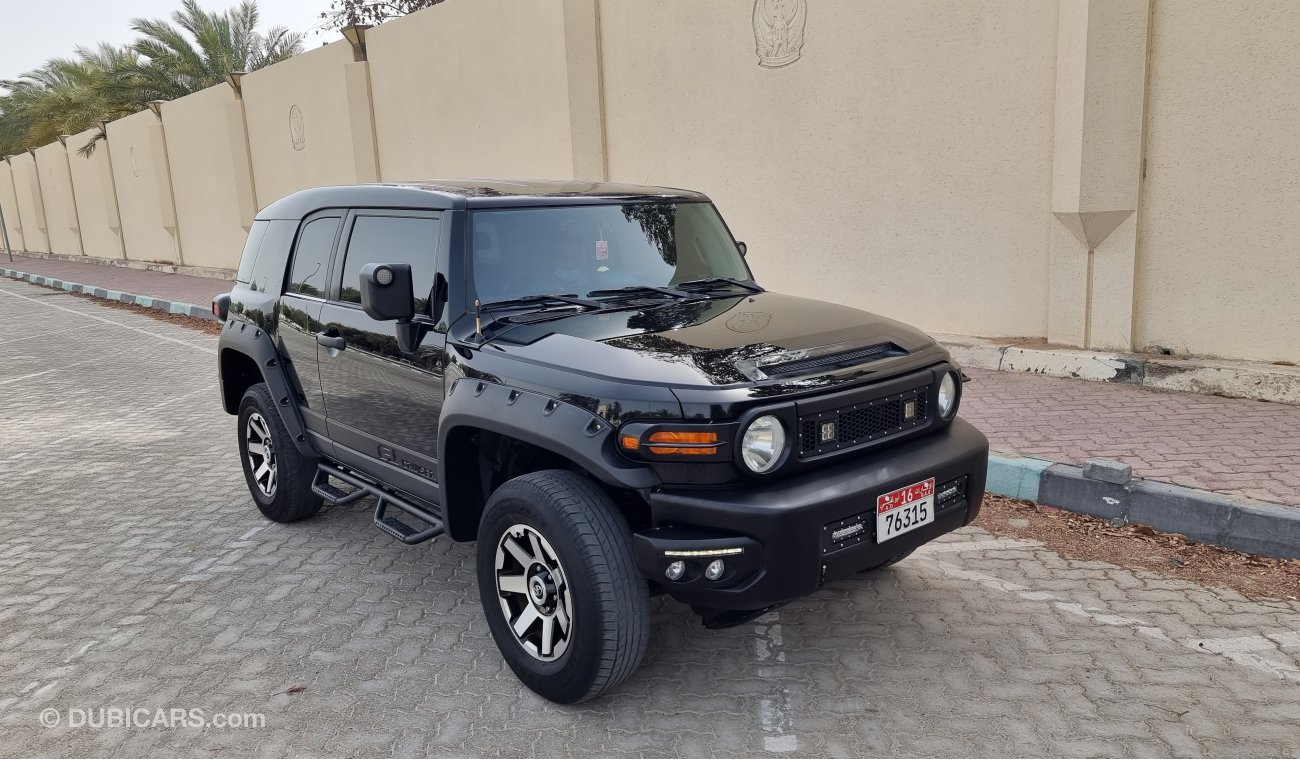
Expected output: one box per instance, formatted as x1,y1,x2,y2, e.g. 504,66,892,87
1,0,336,82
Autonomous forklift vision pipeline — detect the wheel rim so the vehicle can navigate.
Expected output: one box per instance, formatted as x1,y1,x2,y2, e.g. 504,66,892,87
245,412,277,499
495,524,573,662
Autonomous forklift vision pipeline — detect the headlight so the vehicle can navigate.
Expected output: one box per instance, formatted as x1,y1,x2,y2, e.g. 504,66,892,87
938,371,959,419
740,415,786,473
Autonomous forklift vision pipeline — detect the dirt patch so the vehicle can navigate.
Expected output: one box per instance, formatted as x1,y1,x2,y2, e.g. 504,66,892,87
977,494,1300,601
21,282,222,336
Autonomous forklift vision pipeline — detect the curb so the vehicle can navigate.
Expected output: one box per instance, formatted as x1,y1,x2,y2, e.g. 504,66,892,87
986,453,1300,560
1,266,217,322
938,334,1300,407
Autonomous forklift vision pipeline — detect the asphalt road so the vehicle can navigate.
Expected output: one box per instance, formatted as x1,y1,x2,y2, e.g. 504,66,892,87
2,276,1299,758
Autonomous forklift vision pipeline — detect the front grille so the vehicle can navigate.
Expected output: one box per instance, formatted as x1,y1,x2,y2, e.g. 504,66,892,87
798,385,930,457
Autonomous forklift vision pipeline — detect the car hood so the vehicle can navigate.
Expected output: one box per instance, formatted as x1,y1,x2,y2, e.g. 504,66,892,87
481,291,944,391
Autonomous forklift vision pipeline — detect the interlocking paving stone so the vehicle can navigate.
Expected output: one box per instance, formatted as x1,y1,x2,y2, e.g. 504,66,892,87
2,277,1300,757
962,367,1300,507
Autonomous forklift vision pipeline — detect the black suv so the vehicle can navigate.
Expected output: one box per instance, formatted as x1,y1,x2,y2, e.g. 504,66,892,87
215,180,988,703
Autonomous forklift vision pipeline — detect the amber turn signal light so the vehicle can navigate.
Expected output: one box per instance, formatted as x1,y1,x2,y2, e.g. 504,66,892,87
646,430,718,455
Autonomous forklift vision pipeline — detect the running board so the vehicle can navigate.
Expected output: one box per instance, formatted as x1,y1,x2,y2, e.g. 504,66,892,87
313,463,445,545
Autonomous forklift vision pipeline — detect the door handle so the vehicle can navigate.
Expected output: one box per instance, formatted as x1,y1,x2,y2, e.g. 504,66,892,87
316,331,346,351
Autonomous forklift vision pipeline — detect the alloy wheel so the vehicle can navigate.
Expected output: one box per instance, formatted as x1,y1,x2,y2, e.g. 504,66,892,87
245,412,278,499
495,524,574,661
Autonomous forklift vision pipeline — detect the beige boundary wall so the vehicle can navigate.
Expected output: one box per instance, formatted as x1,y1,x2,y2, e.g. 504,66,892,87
65,127,125,260
242,40,378,205
162,84,257,270
1134,0,1300,362
107,109,181,264
9,152,49,253
32,141,82,256
7,0,1299,363
368,0,577,180
0,160,24,251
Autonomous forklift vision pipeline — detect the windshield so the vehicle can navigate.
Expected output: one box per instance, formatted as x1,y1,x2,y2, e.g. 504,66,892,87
468,202,752,305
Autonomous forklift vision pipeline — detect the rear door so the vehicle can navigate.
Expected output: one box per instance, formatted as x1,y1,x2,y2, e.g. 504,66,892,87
316,210,448,488
277,212,343,441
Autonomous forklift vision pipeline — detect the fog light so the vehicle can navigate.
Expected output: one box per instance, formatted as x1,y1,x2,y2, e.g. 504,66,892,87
665,561,686,581
705,560,725,581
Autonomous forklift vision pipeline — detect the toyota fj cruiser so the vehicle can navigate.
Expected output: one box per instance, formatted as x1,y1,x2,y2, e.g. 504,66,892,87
215,180,988,703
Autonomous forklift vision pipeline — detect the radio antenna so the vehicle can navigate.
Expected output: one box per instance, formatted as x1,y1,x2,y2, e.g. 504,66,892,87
474,299,482,339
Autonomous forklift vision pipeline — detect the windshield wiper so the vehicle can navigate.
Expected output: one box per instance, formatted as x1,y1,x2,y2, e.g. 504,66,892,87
481,293,605,311
587,285,699,301
675,276,763,293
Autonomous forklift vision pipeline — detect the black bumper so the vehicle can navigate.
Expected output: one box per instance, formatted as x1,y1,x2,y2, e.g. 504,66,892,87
634,417,989,610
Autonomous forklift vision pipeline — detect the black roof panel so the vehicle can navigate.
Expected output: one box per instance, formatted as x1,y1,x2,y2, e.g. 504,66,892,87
256,179,710,220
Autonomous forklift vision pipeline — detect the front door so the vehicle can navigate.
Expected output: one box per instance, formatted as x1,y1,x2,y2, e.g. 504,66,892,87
277,213,343,441
316,210,447,486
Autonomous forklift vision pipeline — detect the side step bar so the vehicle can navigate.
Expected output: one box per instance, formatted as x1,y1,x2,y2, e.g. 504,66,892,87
312,463,445,545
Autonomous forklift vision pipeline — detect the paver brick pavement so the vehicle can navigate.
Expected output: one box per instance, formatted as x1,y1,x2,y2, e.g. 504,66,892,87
3,277,1300,757
8,254,230,308
961,367,1300,507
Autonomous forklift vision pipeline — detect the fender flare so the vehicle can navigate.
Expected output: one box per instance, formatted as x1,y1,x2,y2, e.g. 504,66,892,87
217,320,320,459
437,379,660,539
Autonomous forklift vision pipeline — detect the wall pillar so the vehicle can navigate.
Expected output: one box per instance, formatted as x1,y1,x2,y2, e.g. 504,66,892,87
343,61,382,184
55,136,87,255
145,108,184,265
25,149,50,251
562,0,607,181
97,124,127,259
224,86,260,229
1048,0,1150,350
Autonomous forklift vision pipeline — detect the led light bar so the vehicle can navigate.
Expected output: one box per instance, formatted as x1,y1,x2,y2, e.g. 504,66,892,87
662,547,745,558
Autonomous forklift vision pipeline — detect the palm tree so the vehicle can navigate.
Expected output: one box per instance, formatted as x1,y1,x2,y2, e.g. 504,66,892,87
126,0,303,100
0,1,302,157
0,45,143,155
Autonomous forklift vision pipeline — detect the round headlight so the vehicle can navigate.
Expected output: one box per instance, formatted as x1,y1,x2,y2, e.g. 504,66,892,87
741,415,786,473
938,371,959,419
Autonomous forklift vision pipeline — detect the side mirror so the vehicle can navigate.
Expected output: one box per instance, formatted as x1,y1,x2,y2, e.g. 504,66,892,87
736,241,747,257
359,262,415,322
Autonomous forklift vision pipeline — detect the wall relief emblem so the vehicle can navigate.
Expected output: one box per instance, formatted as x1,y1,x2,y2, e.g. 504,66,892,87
288,105,306,151
753,0,807,69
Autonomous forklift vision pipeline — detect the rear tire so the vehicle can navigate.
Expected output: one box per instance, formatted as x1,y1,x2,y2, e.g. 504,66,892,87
237,383,321,523
476,470,650,704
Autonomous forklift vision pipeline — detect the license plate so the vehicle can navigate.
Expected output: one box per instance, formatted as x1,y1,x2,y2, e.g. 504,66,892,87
876,477,935,542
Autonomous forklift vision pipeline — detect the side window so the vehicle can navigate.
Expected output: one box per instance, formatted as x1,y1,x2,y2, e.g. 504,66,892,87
338,215,439,314
234,221,269,284
247,220,295,295
287,216,340,298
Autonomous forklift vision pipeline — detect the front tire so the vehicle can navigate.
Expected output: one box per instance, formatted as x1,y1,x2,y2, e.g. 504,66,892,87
476,470,650,704
236,383,321,523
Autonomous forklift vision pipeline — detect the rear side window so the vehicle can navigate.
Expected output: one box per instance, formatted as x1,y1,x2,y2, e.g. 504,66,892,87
338,215,439,314
234,221,268,284
287,216,340,298
246,220,295,295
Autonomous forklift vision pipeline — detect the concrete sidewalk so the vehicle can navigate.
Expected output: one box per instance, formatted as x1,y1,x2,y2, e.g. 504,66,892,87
3,252,1297,550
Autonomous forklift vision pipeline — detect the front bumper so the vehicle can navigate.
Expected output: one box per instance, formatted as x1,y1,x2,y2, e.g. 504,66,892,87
634,417,989,610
